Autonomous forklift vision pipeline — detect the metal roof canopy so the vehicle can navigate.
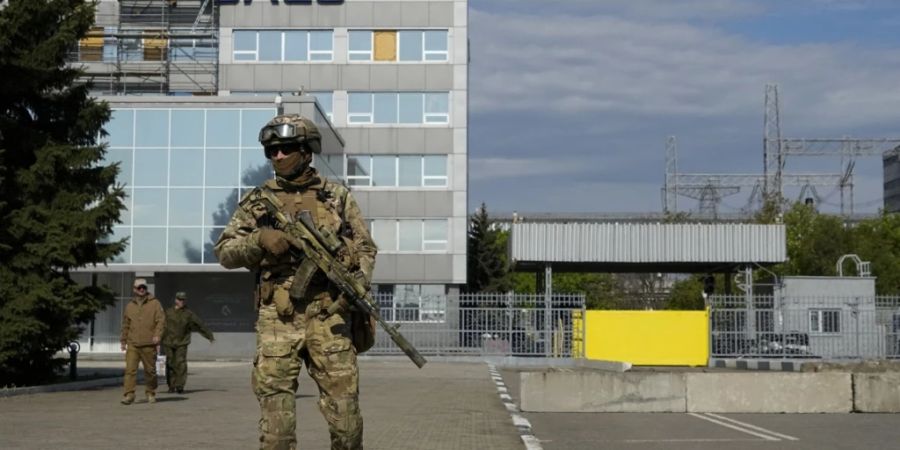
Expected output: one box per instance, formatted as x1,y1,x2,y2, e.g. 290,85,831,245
510,222,787,273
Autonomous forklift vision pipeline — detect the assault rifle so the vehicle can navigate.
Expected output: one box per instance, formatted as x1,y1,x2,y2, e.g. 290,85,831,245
256,189,427,368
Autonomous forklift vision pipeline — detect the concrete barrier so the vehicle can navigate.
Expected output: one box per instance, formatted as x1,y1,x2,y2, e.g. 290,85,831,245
686,372,852,413
520,370,686,412
519,369,858,413
853,373,900,412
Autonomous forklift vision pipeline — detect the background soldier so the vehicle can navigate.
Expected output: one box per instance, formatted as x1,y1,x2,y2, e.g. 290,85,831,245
162,291,215,394
120,278,165,405
215,114,376,450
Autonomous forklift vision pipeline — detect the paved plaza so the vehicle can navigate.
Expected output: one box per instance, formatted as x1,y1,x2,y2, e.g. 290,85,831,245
0,360,521,450
3,360,900,450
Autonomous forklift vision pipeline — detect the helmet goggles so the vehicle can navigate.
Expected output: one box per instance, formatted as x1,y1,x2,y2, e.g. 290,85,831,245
259,123,306,146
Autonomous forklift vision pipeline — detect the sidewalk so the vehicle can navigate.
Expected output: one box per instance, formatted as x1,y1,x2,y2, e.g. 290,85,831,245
0,360,522,450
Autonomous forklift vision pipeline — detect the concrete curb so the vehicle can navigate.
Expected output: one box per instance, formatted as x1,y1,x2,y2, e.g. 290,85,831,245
0,376,124,398
710,358,804,371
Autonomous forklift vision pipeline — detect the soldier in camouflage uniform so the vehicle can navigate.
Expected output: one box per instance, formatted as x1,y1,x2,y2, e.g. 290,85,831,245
162,291,215,394
215,114,376,450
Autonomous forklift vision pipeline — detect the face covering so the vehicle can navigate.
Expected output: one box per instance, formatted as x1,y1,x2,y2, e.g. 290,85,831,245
272,150,312,179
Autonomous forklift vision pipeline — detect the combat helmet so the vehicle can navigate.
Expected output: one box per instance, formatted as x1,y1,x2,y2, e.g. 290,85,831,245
258,114,322,154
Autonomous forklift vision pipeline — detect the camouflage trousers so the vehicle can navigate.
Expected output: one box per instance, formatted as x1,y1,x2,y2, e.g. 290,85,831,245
252,291,362,450
163,345,189,389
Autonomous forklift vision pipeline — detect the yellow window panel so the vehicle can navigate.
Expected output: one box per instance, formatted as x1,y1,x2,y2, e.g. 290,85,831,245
79,27,104,47
373,31,396,61
143,31,168,61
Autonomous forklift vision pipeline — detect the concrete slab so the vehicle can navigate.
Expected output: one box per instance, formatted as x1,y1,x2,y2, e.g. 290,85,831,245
686,372,852,413
520,370,686,412
853,373,900,412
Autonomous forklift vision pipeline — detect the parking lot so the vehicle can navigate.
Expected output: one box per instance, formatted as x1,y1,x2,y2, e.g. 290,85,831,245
2,360,900,449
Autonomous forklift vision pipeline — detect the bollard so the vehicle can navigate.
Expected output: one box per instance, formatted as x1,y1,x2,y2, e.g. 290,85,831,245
67,341,81,381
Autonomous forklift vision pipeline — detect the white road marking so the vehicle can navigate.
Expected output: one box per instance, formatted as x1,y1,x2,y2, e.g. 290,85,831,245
622,438,764,443
688,413,779,441
521,435,543,450
511,414,532,428
704,412,799,441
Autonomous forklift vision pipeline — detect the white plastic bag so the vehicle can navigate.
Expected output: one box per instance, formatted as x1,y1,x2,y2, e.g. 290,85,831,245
156,354,167,378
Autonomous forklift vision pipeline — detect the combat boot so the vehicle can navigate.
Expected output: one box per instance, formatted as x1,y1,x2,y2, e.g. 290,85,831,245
147,393,157,404
120,393,135,405
167,386,175,393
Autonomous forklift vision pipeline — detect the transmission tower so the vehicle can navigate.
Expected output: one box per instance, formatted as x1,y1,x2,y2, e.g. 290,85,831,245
764,83,900,214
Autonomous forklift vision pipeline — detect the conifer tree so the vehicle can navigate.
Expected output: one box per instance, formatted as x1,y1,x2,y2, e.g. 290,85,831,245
0,0,125,385
466,203,511,292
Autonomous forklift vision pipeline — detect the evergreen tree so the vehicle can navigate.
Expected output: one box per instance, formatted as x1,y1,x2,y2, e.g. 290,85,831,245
466,203,511,292
0,0,125,386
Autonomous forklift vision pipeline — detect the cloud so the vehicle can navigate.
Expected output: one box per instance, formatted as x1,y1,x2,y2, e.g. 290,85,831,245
473,0,765,21
469,157,587,181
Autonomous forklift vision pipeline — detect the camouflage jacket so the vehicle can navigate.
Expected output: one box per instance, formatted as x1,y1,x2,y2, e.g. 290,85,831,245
214,170,377,288
162,306,214,347
120,295,165,347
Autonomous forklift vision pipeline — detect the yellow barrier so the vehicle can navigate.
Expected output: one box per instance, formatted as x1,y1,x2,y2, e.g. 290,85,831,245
579,310,709,366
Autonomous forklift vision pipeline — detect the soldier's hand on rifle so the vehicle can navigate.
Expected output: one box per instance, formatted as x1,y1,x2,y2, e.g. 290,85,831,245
259,228,290,256
353,271,370,290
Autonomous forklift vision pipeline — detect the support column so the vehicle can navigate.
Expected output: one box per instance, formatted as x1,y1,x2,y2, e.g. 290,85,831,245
544,264,552,357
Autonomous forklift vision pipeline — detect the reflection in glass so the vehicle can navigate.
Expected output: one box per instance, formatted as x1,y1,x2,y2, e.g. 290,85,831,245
373,93,397,124
309,31,333,60
284,31,308,61
424,155,448,186
241,109,275,147
132,188,167,226
398,220,422,251
168,227,202,264
241,155,271,188
206,110,240,147
205,188,238,228
103,226,131,263
398,93,423,123
234,31,256,52
399,31,423,61
424,31,448,52
133,148,168,186
169,188,203,226
105,109,134,147
171,110,204,147
206,148,239,186
104,147,133,186
170,148,203,187
135,110,168,147
347,156,371,177
425,93,449,114
131,227,166,263
372,156,396,186
398,156,421,186
203,227,225,263
119,188,133,226
259,31,281,61
372,220,396,252
424,220,448,251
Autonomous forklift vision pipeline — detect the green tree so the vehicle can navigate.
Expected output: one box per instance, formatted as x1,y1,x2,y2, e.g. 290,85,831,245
466,204,511,292
0,0,125,386
776,202,852,277
666,277,705,310
852,212,900,294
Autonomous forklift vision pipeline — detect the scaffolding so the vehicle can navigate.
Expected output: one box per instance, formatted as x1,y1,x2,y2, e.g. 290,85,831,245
70,0,219,95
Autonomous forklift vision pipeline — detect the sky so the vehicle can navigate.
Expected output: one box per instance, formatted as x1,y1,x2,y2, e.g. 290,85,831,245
467,0,900,215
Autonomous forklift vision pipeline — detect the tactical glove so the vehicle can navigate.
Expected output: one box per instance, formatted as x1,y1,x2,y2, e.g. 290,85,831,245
259,228,290,256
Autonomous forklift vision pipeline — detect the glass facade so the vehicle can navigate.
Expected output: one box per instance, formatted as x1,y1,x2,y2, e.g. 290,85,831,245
102,107,276,265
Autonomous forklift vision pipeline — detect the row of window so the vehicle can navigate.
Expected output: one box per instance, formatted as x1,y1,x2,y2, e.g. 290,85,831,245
314,154,448,188
370,219,449,253
77,29,451,64
348,92,449,124
107,217,450,265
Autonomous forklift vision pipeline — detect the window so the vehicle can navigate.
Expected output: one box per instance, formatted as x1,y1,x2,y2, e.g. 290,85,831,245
347,92,449,125
810,309,841,334
348,30,448,62
232,30,333,62
370,219,449,253
337,155,447,188
375,284,446,323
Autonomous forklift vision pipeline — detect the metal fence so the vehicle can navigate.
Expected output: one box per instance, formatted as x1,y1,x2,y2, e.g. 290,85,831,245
709,294,900,360
369,293,586,358
79,293,587,358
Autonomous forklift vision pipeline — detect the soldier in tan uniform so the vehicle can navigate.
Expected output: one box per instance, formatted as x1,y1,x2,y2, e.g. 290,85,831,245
120,278,165,405
162,291,215,394
215,114,377,450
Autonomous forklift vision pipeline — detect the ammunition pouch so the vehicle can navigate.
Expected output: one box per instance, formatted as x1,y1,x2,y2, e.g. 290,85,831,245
289,258,319,300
